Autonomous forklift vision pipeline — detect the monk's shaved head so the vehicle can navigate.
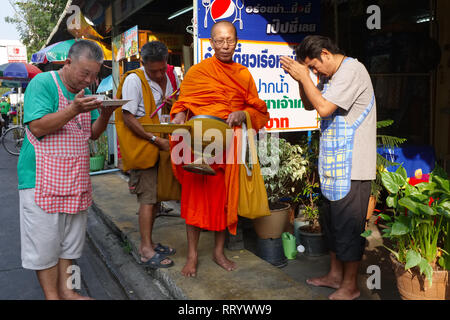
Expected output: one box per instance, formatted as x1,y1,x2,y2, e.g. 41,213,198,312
211,21,237,39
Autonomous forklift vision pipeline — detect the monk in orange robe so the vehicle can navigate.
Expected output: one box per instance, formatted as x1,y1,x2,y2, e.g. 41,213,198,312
170,21,270,277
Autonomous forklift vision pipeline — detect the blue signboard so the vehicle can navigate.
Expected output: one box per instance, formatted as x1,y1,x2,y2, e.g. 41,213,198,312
195,0,321,132
197,0,320,43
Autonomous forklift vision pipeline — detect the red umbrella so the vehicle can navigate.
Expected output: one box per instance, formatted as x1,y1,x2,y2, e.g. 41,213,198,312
0,62,42,80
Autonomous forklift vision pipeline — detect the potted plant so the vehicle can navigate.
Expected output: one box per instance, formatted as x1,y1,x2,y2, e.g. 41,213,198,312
368,120,407,221
364,164,450,299
254,134,309,238
291,131,327,256
252,134,309,267
89,132,108,172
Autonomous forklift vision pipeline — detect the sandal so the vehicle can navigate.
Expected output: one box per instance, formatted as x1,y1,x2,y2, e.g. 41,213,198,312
154,243,176,256
141,252,174,269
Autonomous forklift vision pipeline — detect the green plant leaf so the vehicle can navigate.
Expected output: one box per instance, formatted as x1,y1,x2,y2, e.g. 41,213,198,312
381,172,406,194
396,166,408,180
436,202,450,219
418,258,433,287
431,176,449,193
379,213,392,221
386,195,397,208
361,230,372,238
405,250,422,269
405,183,420,196
398,197,419,214
414,182,431,193
439,254,450,270
391,220,410,236
417,203,435,216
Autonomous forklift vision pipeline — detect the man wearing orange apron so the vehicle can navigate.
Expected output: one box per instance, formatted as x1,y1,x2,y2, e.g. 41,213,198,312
17,40,119,300
282,36,376,300
115,41,178,268
171,21,270,277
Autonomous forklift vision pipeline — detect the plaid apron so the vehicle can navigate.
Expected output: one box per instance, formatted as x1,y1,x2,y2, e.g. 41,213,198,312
25,71,92,213
318,58,375,201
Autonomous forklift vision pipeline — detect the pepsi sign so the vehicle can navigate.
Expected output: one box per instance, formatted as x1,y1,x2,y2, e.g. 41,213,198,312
197,0,320,43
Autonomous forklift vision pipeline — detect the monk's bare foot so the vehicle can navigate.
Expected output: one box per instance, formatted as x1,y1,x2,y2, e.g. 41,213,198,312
306,275,341,289
329,287,360,300
212,253,236,272
60,290,94,300
181,255,198,277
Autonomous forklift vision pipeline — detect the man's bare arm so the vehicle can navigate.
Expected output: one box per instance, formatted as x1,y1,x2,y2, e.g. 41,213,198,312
122,110,169,150
29,91,101,138
299,83,314,111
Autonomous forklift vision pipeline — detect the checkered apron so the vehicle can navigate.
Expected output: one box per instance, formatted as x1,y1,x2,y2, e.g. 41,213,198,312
25,71,92,213
318,58,375,201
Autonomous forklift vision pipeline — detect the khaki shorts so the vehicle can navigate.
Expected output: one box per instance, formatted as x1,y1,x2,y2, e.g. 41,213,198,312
19,188,88,270
128,166,158,204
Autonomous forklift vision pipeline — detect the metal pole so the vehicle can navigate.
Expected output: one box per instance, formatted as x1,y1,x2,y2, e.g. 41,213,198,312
112,0,119,168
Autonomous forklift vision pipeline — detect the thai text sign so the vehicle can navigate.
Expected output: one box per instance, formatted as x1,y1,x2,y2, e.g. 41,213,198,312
7,45,27,63
196,0,320,132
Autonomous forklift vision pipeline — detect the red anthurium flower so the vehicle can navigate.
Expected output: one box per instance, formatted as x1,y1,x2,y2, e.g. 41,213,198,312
375,216,381,225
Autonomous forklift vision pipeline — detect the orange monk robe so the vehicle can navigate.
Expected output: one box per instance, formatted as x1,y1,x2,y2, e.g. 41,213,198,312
170,56,270,235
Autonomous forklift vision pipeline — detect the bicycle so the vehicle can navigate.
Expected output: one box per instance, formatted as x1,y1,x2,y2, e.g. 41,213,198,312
1,124,25,156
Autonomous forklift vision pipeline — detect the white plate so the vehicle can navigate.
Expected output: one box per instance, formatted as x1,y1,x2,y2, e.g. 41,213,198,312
101,99,131,107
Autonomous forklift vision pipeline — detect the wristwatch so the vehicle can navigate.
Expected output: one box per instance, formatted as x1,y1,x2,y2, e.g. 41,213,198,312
150,135,157,143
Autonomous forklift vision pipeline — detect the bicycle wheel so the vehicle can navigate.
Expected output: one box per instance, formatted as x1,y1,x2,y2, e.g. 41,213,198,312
2,126,25,156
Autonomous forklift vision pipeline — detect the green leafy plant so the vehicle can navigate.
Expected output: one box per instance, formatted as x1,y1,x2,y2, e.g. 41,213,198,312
89,132,108,159
293,131,322,231
259,134,308,206
372,120,407,202
365,164,450,286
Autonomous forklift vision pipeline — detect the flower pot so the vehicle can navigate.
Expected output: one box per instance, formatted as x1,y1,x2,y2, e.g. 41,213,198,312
90,155,105,172
390,254,450,300
298,225,328,257
294,216,309,245
256,237,287,268
253,202,290,239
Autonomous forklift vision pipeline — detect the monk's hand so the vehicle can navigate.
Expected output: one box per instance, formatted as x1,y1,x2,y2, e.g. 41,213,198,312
71,90,102,115
226,111,246,127
172,111,186,124
280,56,310,82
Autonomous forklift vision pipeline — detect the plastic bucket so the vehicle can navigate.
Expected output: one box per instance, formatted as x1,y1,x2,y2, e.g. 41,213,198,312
90,155,105,172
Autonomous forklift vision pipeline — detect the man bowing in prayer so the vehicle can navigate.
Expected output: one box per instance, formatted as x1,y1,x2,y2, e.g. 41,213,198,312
170,21,270,277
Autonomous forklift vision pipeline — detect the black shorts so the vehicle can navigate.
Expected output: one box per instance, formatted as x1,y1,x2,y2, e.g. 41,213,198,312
320,180,371,262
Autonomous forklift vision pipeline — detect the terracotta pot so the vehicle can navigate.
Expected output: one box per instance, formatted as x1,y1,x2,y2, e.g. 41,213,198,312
390,254,450,300
366,195,376,221
253,202,290,239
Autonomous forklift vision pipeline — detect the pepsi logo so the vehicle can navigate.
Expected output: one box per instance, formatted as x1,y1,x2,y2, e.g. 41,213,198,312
203,0,244,29
211,0,235,21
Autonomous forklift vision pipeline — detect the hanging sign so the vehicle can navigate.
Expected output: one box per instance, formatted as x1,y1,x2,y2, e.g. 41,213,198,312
195,0,321,132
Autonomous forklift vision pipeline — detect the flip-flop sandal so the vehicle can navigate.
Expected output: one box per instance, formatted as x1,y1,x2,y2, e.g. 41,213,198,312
141,252,174,269
154,243,176,256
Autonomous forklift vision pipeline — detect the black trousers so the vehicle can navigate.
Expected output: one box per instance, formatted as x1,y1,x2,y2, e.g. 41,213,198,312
320,180,371,262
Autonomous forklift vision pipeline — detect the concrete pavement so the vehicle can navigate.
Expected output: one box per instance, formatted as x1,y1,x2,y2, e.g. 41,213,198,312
90,171,401,300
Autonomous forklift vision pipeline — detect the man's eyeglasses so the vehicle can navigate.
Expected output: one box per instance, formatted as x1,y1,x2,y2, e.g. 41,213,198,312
212,39,237,47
